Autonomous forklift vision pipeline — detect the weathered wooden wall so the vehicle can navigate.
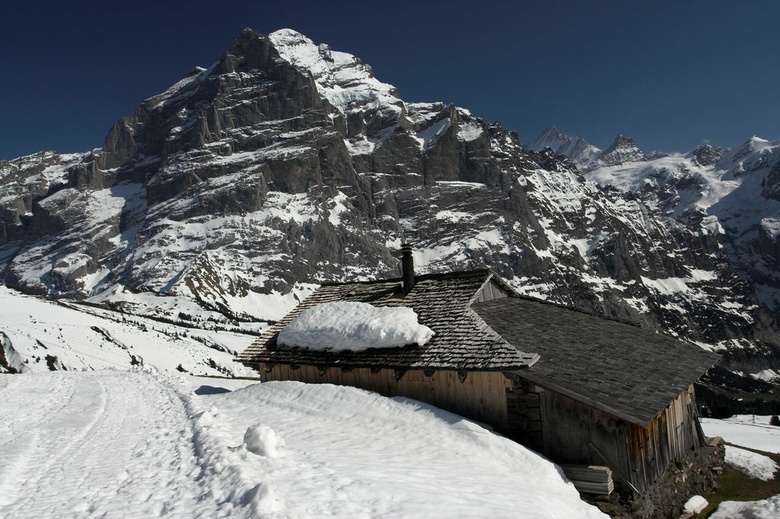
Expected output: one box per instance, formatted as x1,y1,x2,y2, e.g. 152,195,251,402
524,383,703,494
259,364,510,432
506,378,543,452
624,385,703,493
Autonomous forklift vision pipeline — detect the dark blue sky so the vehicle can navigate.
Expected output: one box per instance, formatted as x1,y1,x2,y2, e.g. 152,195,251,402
2,0,778,160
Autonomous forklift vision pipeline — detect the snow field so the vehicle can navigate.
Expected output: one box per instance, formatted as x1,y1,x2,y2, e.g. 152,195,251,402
0,371,201,518
183,379,608,518
701,415,780,454
0,370,608,518
708,494,780,519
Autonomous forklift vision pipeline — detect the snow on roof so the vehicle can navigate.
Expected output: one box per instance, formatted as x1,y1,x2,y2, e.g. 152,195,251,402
238,270,540,370
277,301,434,352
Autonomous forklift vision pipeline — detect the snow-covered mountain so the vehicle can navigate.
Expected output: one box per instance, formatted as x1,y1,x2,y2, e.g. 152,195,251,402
596,133,650,166
528,126,601,168
584,136,780,348
1,28,779,386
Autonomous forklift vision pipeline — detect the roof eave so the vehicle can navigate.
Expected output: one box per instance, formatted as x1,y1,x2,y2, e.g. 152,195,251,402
237,356,535,372
513,370,652,427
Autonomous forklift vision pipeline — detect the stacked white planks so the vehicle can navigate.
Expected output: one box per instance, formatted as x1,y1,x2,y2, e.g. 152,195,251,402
561,465,614,495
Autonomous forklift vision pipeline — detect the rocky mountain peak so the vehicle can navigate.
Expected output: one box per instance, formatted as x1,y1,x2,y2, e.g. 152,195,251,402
267,29,402,117
597,133,647,166
528,127,601,169
214,28,276,75
531,126,566,147
691,143,724,166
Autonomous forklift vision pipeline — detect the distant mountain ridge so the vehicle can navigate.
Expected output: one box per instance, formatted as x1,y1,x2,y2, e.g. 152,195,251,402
528,127,601,167
1,28,779,387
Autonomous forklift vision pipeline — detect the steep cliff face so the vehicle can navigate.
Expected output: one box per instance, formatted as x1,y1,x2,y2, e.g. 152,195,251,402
1,28,778,381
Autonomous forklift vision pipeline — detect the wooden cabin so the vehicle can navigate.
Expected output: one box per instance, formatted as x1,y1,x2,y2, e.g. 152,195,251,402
474,296,719,494
236,259,719,499
237,269,541,429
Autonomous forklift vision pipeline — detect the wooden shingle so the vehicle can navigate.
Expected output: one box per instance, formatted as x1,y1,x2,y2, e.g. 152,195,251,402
237,270,540,371
473,296,721,425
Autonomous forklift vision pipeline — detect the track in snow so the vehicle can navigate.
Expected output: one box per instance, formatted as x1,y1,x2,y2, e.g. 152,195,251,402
0,371,200,519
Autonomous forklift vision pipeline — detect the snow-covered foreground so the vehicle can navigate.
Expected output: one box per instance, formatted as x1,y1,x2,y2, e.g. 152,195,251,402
702,415,780,454
701,415,780,518
0,371,201,518
708,495,780,519
0,370,607,518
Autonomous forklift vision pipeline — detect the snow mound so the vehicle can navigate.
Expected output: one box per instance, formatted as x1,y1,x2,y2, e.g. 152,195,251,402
684,495,708,514
1,371,607,518
192,379,608,518
243,424,284,458
725,445,778,480
277,301,435,351
709,494,780,519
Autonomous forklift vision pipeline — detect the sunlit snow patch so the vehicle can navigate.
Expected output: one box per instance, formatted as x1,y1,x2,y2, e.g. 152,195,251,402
684,495,708,515
458,121,483,141
724,446,778,480
709,494,780,519
277,301,434,351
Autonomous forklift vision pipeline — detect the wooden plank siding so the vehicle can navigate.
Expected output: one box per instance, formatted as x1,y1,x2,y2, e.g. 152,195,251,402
528,383,703,494
258,364,510,433
532,385,634,487
623,385,703,493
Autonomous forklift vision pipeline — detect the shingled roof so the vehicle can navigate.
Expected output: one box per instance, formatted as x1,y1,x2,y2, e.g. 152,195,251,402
237,270,540,370
473,296,721,426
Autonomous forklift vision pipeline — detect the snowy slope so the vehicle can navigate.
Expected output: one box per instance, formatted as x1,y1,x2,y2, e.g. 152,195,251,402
701,415,780,454
0,286,257,376
0,370,608,518
724,446,778,480
586,136,780,324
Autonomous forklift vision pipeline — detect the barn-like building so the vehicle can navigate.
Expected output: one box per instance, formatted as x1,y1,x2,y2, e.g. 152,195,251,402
237,250,721,513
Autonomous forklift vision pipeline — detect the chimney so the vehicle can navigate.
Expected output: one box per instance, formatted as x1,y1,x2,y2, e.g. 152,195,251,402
401,243,415,295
